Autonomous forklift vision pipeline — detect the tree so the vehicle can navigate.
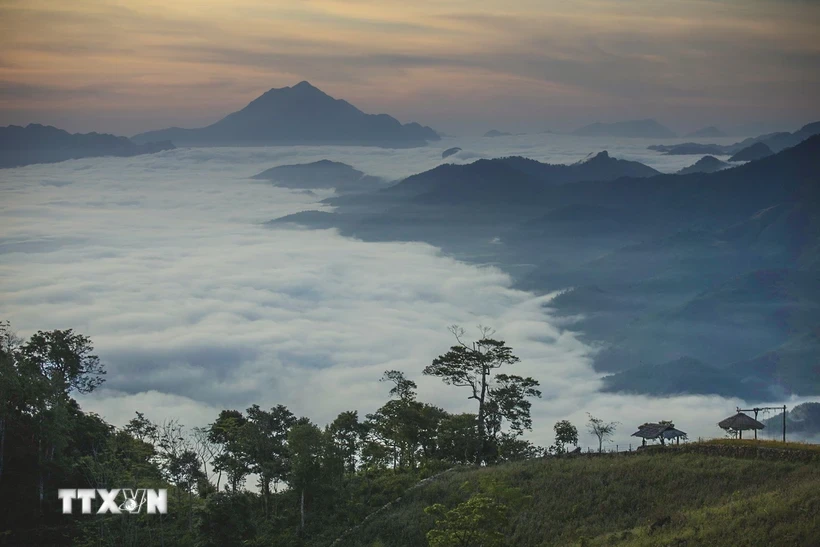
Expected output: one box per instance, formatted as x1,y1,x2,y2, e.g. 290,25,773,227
425,494,508,547
125,411,158,444
287,419,324,530
366,371,447,470
587,413,619,453
424,326,538,464
380,370,417,401
552,420,578,454
13,327,107,516
208,410,250,492
17,328,106,395
326,410,365,477
243,404,296,514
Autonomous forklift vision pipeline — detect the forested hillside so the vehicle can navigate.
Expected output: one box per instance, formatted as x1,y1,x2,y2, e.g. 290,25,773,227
3,321,818,546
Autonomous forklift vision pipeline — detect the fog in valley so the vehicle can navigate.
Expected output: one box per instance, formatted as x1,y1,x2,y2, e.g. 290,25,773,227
3,136,814,451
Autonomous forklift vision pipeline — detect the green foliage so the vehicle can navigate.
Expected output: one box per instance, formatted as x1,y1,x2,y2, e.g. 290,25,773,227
341,450,820,547
5,320,817,547
423,326,540,464
552,420,578,454
425,494,508,547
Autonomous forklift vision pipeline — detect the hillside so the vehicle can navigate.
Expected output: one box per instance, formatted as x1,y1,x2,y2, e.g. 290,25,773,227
764,402,820,438
271,137,820,398
252,160,386,194
0,123,174,168
337,444,820,546
132,81,439,148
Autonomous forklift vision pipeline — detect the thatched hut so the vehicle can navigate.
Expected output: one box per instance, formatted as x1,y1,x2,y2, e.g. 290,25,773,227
718,412,765,439
631,422,687,446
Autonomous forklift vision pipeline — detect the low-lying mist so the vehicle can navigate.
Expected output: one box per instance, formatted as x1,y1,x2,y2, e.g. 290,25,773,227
1,138,813,449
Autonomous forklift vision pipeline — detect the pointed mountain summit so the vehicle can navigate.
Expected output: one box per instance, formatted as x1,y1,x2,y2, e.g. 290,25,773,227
677,155,730,175
133,82,439,148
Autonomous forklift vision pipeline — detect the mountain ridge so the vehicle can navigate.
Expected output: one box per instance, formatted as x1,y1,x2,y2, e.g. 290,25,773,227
0,123,174,168
132,81,439,148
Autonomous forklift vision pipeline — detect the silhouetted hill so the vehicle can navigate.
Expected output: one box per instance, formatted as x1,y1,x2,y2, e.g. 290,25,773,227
729,142,773,162
268,137,820,398
728,328,820,398
252,160,385,194
764,402,820,437
132,81,439,148
685,126,726,138
572,119,676,138
648,121,820,156
677,155,730,174
0,123,174,168
383,151,659,203
483,130,512,138
601,356,741,397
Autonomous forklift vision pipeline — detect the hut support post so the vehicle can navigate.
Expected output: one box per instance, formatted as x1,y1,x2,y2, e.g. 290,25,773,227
783,405,786,443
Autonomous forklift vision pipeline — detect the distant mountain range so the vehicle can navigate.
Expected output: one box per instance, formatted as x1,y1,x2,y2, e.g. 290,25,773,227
572,119,676,138
0,124,174,168
132,81,439,148
649,121,820,156
268,135,820,400
374,151,660,205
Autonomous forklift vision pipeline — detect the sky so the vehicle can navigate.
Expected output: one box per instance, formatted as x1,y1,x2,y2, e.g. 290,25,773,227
1,0,819,136
1,138,815,450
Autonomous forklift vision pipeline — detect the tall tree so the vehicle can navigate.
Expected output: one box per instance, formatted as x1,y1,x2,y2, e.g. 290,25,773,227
423,326,538,464
552,420,578,455
326,410,365,477
208,410,250,492
243,404,296,515
287,419,325,531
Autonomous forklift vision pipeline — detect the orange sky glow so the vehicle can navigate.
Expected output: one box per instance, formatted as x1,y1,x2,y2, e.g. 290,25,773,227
1,0,818,135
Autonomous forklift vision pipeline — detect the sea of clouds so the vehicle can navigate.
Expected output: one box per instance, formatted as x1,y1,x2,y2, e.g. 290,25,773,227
1,135,811,449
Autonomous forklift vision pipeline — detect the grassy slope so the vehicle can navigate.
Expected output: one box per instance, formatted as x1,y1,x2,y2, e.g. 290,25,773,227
338,443,820,547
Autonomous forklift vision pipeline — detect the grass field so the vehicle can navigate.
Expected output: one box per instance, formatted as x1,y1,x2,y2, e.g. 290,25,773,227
338,443,820,547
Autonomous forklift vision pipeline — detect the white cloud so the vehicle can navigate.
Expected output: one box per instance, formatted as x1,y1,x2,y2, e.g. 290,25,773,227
0,140,810,453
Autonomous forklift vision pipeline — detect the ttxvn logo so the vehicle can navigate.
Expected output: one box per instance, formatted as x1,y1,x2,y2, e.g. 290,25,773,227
58,489,168,514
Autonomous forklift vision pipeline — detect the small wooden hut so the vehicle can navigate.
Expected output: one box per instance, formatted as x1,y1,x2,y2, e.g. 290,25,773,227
631,422,687,446
718,412,764,439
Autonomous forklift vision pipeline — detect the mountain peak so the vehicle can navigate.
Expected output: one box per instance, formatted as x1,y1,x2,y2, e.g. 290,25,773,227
575,150,610,164
132,81,439,147
291,80,319,92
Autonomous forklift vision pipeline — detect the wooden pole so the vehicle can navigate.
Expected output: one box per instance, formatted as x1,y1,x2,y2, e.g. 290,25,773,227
783,405,787,443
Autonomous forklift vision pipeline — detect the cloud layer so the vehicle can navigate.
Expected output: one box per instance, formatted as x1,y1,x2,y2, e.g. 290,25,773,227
1,0,818,135
1,139,814,448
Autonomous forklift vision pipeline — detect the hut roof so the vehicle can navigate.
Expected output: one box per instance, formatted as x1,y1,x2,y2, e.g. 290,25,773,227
631,422,677,439
661,427,687,440
718,412,764,431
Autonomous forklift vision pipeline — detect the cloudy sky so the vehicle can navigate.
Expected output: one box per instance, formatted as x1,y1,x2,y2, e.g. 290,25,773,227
1,0,818,135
